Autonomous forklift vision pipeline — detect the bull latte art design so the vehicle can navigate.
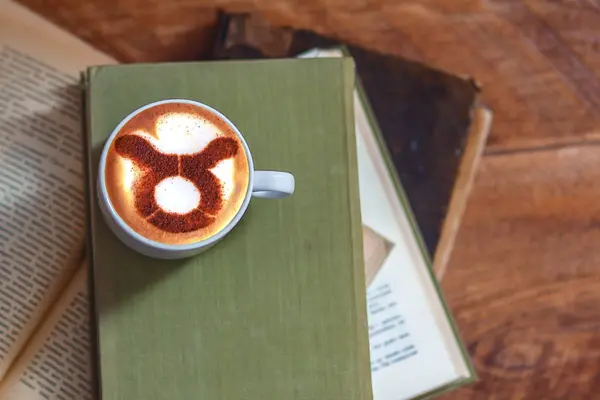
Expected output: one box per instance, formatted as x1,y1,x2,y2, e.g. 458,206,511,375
104,102,251,245
114,135,238,233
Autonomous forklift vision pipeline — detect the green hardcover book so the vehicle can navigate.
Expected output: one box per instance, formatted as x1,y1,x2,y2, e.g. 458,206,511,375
83,58,372,399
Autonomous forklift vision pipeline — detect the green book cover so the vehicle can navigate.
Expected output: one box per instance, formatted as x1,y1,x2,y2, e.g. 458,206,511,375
83,58,372,399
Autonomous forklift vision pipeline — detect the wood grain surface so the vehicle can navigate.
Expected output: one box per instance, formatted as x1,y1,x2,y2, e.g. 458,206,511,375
441,145,600,399
15,0,600,153
12,0,600,398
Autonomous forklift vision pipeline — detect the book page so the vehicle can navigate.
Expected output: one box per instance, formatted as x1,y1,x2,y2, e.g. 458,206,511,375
0,45,85,379
0,265,92,400
0,0,114,382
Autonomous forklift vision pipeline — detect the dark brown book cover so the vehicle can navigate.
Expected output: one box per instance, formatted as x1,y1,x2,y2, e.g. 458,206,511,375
212,13,491,278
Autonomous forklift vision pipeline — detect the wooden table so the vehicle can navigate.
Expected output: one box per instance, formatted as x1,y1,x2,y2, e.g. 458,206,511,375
17,0,600,397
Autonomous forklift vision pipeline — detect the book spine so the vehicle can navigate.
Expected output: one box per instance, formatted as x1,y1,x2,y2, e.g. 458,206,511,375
80,68,105,399
341,58,373,400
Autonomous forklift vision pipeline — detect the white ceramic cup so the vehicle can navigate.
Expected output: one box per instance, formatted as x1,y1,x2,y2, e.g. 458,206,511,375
97,99,295,259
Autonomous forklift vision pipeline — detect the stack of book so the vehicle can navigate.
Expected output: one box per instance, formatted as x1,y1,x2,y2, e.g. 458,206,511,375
212,13,492,280
0,2,490,399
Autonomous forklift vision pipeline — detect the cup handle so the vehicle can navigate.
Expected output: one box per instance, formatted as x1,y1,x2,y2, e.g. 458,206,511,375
252,171,295,198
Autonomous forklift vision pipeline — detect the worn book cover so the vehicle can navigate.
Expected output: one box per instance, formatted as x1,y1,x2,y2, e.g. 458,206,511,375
83,58,372,399
212,13,491,279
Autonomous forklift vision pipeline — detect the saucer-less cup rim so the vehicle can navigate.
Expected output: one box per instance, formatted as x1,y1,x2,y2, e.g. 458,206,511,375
98,98,257,253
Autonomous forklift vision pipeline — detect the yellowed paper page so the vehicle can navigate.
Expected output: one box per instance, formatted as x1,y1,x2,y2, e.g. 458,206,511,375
0,265,92,399
0,0,114,381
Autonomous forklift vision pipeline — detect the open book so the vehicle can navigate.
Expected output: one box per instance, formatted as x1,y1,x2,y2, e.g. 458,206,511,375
1,1,476,399
298,48,478,398
355,84,479,399
0,0,114,398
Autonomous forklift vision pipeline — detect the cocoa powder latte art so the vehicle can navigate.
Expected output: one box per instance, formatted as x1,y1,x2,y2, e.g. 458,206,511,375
103,102,250,245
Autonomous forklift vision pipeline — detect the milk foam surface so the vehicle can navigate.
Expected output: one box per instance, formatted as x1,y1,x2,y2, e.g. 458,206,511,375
135,113,220,154
155,176,201,214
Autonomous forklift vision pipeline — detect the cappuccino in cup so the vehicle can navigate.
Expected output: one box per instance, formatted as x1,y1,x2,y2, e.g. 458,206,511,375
98,99,294,259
